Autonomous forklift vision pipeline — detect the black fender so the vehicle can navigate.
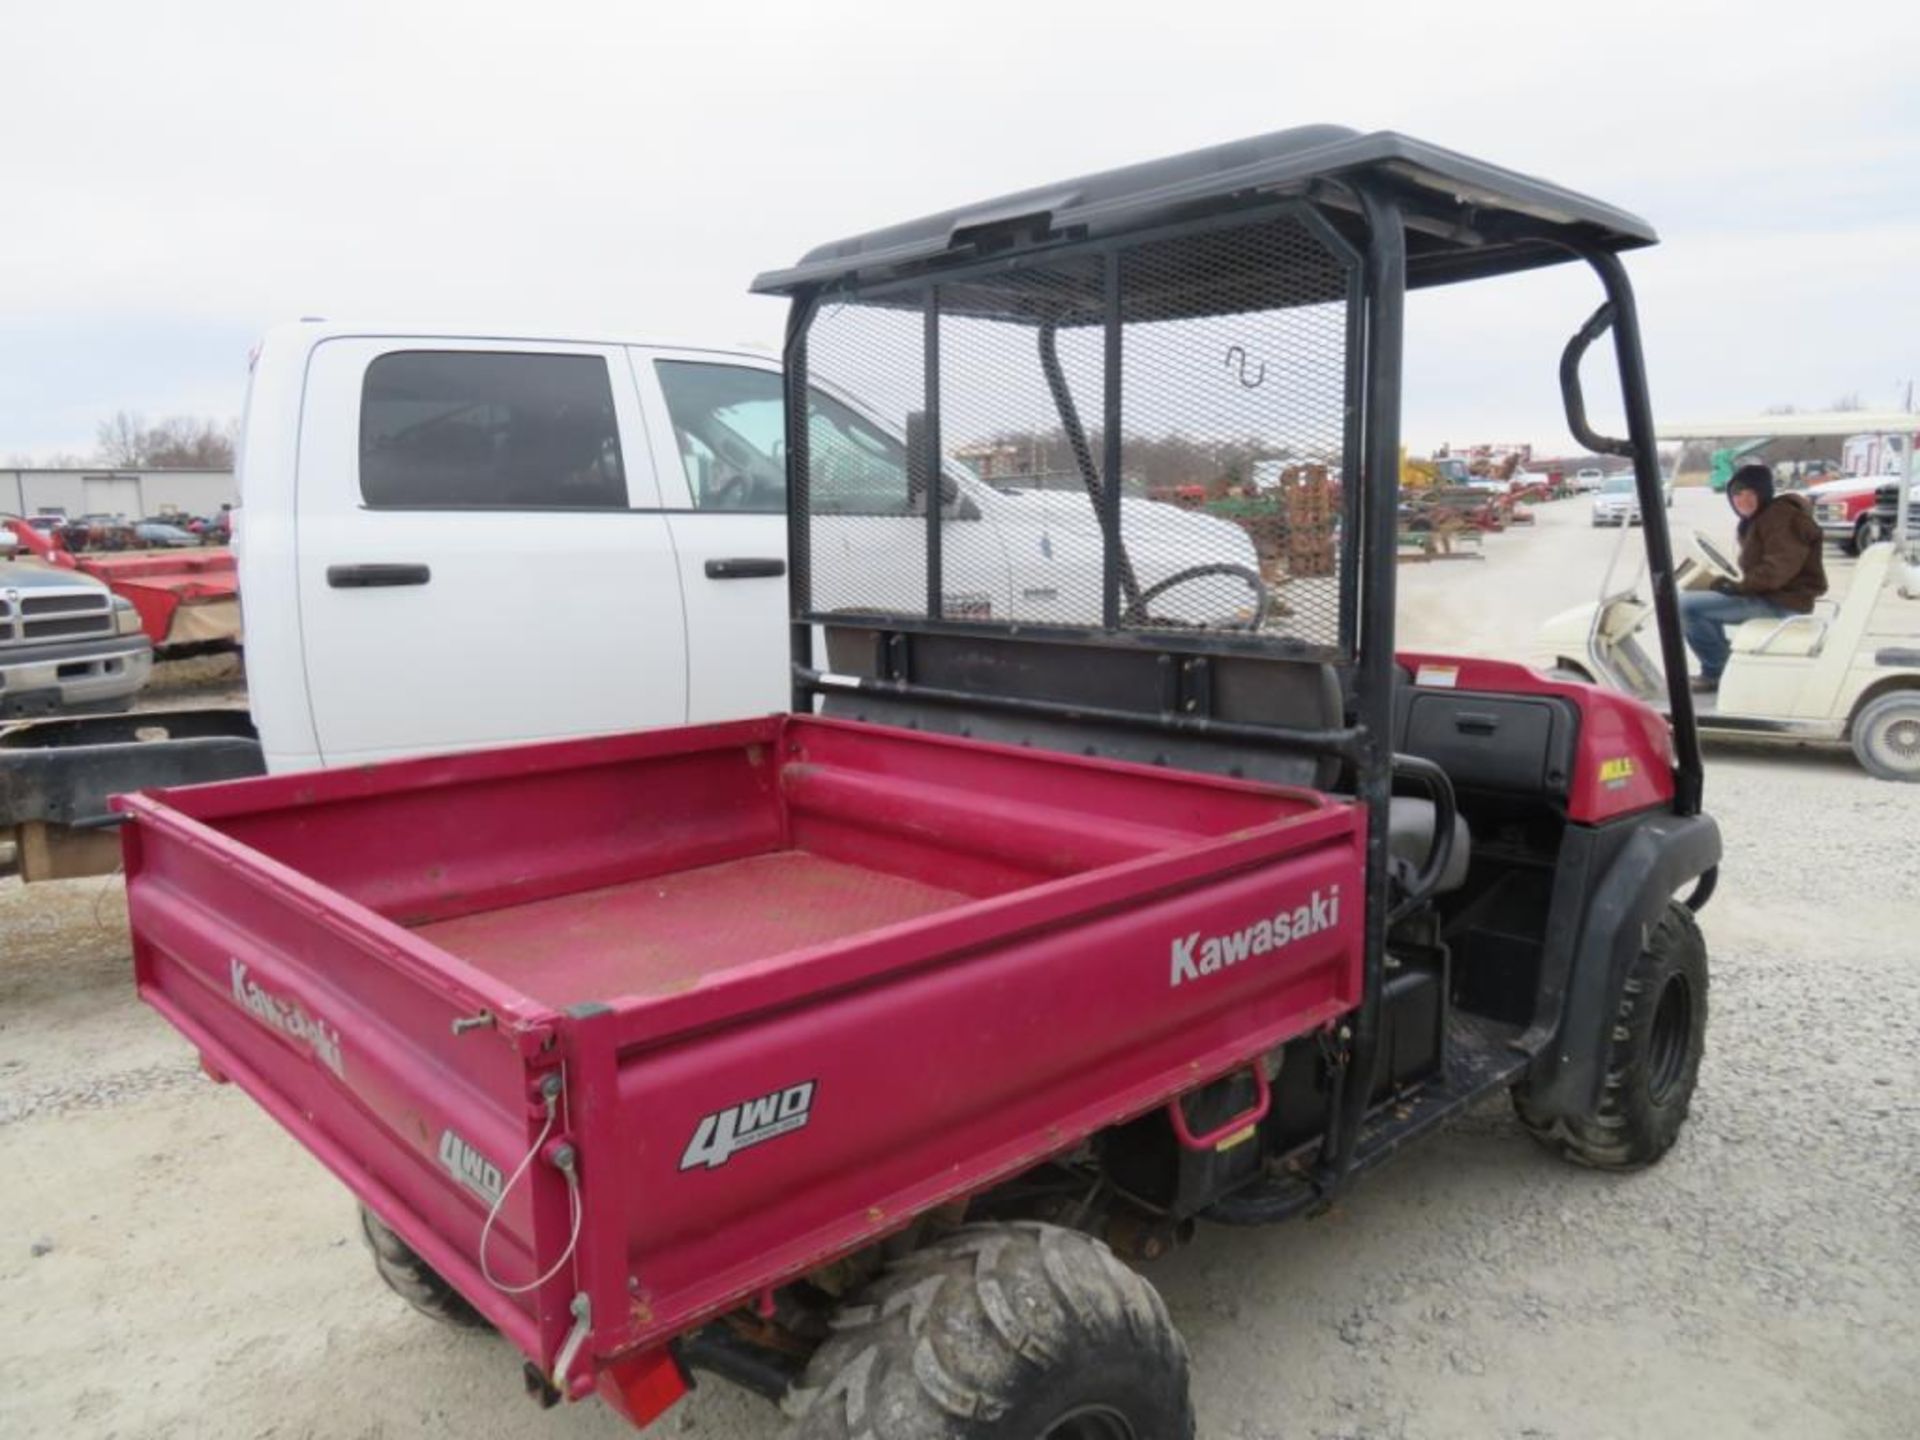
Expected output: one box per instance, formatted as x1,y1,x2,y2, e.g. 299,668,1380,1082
1514,810,1720,1121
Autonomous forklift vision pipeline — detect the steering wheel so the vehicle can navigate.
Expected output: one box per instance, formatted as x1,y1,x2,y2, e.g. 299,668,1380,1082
1130,563,1272,631
705,461,752,508
1692,532,1740,582
700,424,783,510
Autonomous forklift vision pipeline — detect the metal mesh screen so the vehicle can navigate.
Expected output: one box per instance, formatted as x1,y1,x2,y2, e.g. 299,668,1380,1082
1115,216,1350,649
939,256,1106,626
797,205,1354,653
802,301,928,618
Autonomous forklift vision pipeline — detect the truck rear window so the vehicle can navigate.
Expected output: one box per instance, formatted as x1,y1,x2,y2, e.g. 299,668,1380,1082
359,351,627,509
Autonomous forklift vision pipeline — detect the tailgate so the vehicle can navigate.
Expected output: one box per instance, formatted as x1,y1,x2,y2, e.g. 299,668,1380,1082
116,791,577,1369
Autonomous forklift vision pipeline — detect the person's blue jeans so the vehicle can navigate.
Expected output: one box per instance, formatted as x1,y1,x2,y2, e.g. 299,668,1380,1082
1679,590,1790,680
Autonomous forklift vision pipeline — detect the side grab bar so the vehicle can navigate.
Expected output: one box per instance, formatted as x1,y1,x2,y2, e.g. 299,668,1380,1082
1558,303,1634,459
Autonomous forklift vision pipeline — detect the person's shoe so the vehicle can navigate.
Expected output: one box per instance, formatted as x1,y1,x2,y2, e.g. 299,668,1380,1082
1690,675,1720,693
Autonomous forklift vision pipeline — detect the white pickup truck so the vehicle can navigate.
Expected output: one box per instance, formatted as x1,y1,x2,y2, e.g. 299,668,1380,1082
244,322,1260,772
3,323,1262,873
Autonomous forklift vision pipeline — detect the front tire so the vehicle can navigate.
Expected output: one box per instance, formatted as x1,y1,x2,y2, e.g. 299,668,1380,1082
1517,902,1708,1170
1851,691,1920,782
783,1223,1193,1440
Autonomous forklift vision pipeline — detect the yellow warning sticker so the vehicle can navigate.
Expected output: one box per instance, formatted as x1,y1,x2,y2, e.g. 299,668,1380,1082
1598,756,1637,787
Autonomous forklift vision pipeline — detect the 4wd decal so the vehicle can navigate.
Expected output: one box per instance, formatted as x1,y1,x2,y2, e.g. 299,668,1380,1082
1170,885,1341,987
438,1129,505,1206
679,1081,817,1171
229,959,345,1078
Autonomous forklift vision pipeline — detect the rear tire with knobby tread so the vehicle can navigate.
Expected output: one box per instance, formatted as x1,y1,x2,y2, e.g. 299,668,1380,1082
782,1222,1193,1440
360,1205,490,1330
1516,900,1708,1170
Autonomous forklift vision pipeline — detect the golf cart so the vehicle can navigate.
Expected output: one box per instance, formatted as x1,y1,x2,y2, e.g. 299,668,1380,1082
119,126,1720,1437
1540,414,1920,781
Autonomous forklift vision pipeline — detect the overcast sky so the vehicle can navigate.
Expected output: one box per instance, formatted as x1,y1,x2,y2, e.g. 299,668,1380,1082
3,0,1915,463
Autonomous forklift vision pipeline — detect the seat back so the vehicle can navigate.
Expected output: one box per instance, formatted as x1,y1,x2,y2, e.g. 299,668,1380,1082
820,626,1346,791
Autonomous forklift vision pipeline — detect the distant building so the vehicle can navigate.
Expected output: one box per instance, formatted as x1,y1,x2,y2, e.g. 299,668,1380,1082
1841,432,1908,477
0,468,236,521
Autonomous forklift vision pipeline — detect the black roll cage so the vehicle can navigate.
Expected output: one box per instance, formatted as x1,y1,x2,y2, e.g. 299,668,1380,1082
773,177,1700,811
767,154,1701,1194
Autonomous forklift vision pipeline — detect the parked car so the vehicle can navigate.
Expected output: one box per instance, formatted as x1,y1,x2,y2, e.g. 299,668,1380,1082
133,521,199,548
1807,475,1893,555
59,515,138,552
0,562,153,718
1590,473,1642,525
1573,466,1605,492
1865,479,1920,544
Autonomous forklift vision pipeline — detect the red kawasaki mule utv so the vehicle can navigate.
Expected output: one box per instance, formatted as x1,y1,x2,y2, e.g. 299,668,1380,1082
119,126,1718,1438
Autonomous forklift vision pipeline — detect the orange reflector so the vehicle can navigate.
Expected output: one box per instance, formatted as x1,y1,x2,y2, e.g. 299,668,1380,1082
594,1346,690,1429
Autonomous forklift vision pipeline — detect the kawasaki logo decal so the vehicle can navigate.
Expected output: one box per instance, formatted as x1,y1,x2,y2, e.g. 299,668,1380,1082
679,1081,817,1171
1170,886,1341,987
229,958,345,1078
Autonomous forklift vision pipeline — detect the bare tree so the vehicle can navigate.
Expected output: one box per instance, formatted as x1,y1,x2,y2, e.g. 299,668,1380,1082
95,411,148,466
93,412,237,469
1761,402,1799,416
1829,392,1865,412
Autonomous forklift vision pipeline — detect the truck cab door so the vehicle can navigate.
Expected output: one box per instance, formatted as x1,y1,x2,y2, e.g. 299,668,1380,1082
632,351,793,721
634,352,1012,721
802,386,1011,623
295,339,688,766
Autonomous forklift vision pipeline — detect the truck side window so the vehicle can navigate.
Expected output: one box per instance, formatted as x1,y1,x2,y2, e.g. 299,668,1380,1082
359,351,627,509
653,361,974,520
655,362,788,512
808,401,916,516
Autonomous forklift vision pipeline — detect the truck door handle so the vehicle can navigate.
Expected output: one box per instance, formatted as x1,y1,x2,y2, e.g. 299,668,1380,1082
1454,712,1499,735
326,563,431,589
704,557,786,580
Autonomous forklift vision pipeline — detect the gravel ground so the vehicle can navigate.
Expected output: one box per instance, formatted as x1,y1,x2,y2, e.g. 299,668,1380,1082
1,491,1915,1438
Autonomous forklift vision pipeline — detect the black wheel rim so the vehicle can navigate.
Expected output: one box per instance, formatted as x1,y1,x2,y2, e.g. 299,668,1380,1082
1041,1406,1138,1440
1647,972,1694,1105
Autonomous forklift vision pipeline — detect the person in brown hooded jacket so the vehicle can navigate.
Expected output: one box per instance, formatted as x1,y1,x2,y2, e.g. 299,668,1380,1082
1679,462,1829,691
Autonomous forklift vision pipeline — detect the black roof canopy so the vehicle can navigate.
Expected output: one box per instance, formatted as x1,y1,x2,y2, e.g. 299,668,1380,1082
752,125,1656,315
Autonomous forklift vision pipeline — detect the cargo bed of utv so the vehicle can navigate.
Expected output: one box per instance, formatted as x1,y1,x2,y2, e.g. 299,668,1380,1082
117,714,1364,1394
